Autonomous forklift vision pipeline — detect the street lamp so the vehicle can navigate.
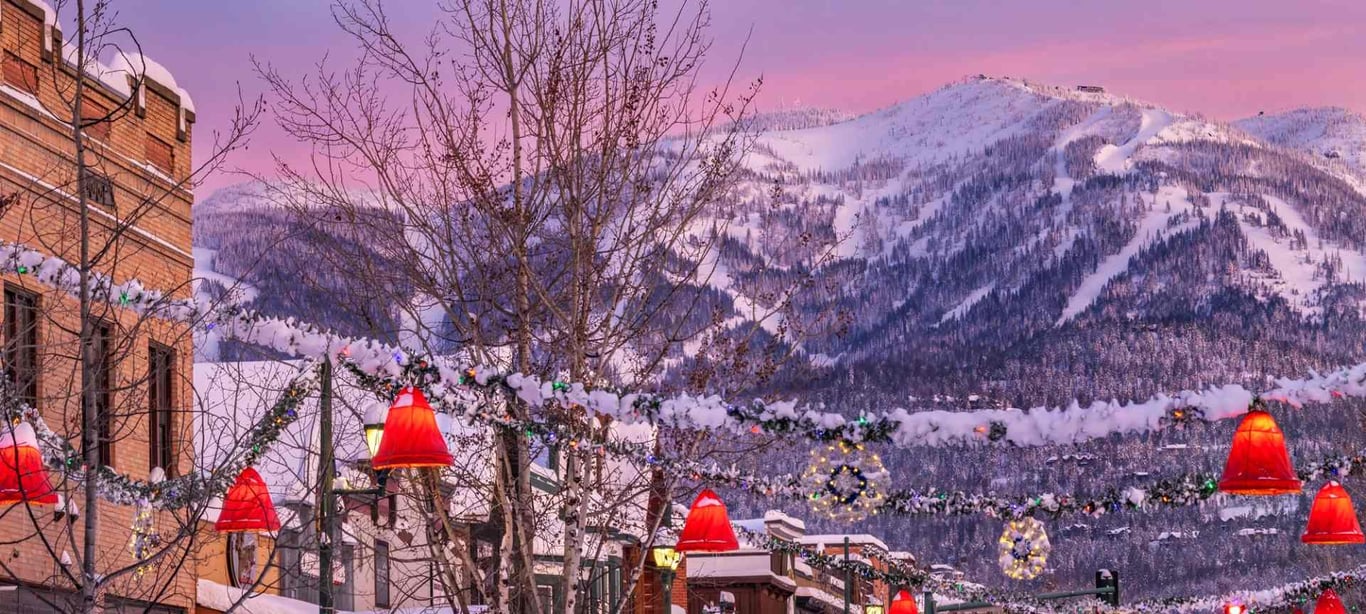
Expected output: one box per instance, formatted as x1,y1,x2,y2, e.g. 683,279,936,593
651,541,683,614
363,402,387,460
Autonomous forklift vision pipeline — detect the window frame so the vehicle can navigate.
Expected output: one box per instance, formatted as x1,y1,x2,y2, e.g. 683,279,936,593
143,132,175,176
92,321,114,468
374,540,391,608
3,285,40,408
3,51,39,95
148,342,175,475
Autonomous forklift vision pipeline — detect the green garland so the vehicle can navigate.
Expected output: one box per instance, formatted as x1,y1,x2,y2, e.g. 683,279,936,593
2,362,319,509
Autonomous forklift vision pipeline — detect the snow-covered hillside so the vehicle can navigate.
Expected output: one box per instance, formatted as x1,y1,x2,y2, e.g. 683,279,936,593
1237,107,1366,174
196,75,1366,404
706,77,1366,375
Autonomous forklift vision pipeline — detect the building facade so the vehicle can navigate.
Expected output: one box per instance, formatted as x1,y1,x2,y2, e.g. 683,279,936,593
0,0,196,611
684,511,914,614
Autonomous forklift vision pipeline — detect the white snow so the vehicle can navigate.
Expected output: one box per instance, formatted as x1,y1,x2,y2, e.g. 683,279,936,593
1224,193,1366,314
60,40,133,98
193,247,260,304
1094,108,1174,174
107,52,181,95
752,78,1054,172
940,283,994,324
1056,186,1196,324
1238,107,1366,175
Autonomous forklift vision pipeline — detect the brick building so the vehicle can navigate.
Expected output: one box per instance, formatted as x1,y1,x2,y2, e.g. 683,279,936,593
0,0,196,610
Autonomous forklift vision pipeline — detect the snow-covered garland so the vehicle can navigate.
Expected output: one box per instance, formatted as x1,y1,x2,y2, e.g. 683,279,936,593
228,313,1366,449
0,240,199,321
0,361,319,509
742,519,1366,614
1126,563,1366,613
7,236,1366,451
363,377,1366,523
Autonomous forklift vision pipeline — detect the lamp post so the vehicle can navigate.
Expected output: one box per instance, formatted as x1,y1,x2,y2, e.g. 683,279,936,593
317,359,391,612
651,542,683,614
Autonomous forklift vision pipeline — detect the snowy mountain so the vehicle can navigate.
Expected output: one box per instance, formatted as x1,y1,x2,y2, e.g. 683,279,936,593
706,76,1366,405
1237,106,1366,174
196,76,1366,400
192,76,1366,599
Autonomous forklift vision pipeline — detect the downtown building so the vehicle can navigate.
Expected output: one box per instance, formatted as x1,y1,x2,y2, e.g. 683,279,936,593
0,0,197,610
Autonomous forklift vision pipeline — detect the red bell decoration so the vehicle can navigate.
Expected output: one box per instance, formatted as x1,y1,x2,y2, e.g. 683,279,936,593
0,423,57,505
371,387,453,470
1217,408,1302,495
215,467,280,532
1302,481,1366,545
890,589,920,614
676,488,739,552
1315,588,1348,614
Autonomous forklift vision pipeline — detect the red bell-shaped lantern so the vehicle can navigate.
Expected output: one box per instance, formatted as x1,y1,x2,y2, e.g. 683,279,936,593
676,488,739,552
0,423,57,505
371,387,453,470
890,589,920,614
215,467,280,532
1218,408,1302,495
1302,481,1365,545
1315,588,1348,614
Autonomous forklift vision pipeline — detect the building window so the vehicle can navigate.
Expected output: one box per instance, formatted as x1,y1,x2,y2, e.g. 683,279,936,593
81,97,112,140
91,321,113,467
277,527,305,601
144,133,175,177
374,540,390,608
226,532,258,588
80,169,116,209
3,286,39,407
3,52,39,95
148,343,174,475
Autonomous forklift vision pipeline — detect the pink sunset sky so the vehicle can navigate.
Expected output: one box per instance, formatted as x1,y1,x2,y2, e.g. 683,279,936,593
108,0,1366,193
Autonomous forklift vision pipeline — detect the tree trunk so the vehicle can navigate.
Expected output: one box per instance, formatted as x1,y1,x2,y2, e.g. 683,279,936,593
73,3,101,611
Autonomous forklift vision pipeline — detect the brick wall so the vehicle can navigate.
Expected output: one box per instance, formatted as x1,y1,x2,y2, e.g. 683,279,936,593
0,0,197,611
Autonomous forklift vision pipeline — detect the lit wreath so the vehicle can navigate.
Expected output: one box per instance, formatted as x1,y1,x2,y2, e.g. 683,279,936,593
998,518,1050,580
803,441,889,523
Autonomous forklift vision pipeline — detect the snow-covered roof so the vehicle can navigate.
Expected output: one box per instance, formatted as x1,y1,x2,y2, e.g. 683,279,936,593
795,586,845,610
763,509,806,531
106,51,194,116
796,533,889,551
195,360,369,503
60,40,132,98
197,579,327,614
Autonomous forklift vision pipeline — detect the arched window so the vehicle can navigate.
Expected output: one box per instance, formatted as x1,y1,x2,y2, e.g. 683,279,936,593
226,532,259,588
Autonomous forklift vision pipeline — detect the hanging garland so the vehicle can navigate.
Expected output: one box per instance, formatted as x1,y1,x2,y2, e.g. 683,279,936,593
347,371,1366,524
9,236,1366,452
0,362,319,509
1127,563,1366,613
998,518,1051,580
128,496,161,575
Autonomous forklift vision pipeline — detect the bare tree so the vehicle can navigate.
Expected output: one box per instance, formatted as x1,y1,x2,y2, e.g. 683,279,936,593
249,0,852,611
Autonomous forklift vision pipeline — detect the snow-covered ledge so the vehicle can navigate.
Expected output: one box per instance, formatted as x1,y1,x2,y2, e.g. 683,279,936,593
107,51,196,134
